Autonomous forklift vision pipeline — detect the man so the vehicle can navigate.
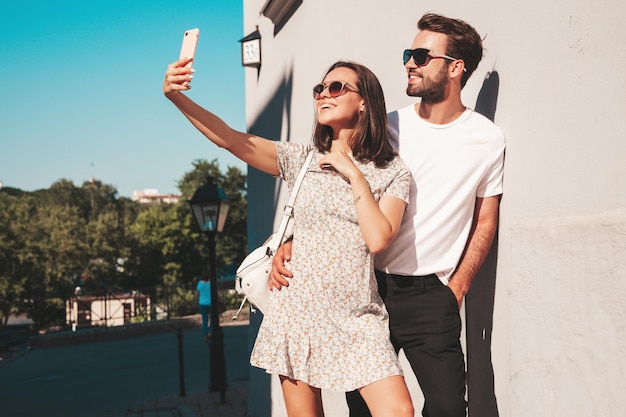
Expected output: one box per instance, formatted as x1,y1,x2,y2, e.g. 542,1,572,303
271,13,505,417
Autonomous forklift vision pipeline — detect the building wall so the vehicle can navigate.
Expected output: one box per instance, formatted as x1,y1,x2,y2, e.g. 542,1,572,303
242,1,626,416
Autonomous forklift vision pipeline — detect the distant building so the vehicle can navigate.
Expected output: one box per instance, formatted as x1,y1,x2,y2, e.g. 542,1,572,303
131,188,181,204
66,292,152,329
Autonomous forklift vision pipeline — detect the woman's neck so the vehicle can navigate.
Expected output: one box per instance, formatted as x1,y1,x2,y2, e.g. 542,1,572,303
330,130,352,153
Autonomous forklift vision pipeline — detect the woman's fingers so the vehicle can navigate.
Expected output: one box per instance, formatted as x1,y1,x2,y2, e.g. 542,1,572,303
319,151,358,178
167,73,194,86
163,60,195,93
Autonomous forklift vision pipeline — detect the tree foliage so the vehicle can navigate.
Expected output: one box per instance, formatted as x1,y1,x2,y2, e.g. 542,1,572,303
0,160,246,329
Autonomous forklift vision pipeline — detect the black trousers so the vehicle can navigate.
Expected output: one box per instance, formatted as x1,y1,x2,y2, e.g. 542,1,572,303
346,271,467,417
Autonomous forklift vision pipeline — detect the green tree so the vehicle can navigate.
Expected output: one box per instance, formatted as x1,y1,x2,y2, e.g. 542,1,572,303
177,159,248,268
19,200,87,328
0,190,25,327
0,159,247,328
126,205,172,291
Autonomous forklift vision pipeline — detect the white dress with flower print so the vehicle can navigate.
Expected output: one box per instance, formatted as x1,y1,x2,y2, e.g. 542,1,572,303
250,142,411,391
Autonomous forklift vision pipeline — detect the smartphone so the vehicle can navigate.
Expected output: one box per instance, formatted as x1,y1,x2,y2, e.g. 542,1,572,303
179,28,200,65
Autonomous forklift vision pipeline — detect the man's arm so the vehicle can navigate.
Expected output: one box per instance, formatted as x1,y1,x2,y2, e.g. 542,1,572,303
270,240,293,290
447,195,501,309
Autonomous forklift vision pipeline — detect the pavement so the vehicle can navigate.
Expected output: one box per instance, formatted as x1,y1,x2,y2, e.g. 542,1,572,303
124,311,250,417
1,309,252,417
126,383,248,417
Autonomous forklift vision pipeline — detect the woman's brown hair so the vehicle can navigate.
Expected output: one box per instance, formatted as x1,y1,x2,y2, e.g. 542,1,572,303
312,61,395,168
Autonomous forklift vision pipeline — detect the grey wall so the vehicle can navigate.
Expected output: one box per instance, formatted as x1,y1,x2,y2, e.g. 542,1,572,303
242,1,626,416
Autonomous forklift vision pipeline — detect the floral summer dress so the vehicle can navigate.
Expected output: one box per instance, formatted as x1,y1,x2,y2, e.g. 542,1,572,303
250,142,411,391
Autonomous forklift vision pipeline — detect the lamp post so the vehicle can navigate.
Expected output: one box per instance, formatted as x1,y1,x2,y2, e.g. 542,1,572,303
188,176,230,402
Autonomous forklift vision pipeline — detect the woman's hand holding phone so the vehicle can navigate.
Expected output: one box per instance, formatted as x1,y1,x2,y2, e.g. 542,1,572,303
163,29,200,97
163,57,195,96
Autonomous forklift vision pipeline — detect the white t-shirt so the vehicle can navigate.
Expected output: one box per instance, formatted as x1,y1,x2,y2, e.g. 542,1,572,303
375,105,506,283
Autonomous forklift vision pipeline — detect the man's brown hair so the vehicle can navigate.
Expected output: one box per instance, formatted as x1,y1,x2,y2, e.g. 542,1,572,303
418,13,484,87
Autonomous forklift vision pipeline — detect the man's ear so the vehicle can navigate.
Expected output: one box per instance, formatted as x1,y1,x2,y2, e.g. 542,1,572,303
450,60,466,79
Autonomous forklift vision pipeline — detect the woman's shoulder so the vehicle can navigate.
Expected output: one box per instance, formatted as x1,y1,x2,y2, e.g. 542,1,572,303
384,154,410,173
363,155,410,185
276,141,312,155
276,142,316,181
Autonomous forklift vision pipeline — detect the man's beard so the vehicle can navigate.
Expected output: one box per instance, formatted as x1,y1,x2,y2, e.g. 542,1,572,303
406,64,449,104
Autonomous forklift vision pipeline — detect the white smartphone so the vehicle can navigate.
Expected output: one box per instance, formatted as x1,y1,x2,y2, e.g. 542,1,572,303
179,28,200,65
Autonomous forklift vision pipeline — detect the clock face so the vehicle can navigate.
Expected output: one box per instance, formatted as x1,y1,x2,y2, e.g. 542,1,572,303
242,38,260,66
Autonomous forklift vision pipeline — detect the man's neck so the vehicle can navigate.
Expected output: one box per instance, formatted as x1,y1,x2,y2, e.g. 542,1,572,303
415,99,467,125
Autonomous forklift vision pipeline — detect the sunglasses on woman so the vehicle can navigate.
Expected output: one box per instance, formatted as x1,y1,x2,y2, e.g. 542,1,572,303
403,48,462,66
312,81,360,99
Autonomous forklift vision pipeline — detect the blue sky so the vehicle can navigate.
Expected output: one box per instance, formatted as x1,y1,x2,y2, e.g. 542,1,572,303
0,0,247,198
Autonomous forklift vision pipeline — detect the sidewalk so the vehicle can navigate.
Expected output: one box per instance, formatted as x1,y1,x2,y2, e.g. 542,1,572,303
125,310,250,417
126,383,248,417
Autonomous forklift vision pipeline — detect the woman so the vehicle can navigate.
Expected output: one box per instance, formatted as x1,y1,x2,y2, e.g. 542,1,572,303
195,273,212,341
164,58,413,417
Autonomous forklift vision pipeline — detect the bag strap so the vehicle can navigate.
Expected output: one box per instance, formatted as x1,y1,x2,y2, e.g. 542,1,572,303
267,149,314,253
232,149,314,320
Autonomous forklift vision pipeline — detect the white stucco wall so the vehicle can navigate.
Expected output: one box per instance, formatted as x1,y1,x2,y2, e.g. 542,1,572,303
242,1,626,416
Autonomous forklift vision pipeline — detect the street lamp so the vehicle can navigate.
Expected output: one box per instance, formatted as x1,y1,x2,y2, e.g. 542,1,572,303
188,176,230,402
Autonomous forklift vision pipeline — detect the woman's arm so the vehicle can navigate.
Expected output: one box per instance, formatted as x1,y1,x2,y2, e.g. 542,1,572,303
351,179,406,254
163,57,279,176
319,151,407,254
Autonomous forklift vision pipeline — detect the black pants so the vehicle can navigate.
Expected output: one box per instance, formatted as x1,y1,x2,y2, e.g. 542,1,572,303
346,271,467,417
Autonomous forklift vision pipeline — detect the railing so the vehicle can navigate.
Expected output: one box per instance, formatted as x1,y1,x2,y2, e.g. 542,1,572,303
65,276,240,330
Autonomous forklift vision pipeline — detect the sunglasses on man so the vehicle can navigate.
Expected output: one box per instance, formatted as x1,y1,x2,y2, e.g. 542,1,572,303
312,81,360,99
403,48,463,67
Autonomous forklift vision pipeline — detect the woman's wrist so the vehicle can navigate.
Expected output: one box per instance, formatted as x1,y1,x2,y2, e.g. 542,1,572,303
353,189,370,205
351,177,372,205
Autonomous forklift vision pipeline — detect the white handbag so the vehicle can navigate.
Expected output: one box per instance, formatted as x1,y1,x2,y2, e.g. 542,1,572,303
233,151,313,318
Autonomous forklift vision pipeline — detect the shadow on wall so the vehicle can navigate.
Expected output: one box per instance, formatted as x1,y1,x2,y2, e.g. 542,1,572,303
244,70,294,417
246,71,294,249
466,70,501,417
